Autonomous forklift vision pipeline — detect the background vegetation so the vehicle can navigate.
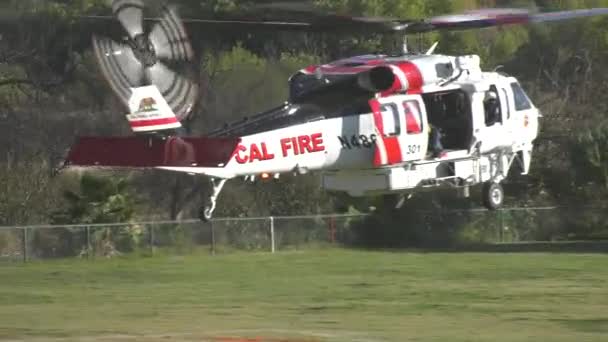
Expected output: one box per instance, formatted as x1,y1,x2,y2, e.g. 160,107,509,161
1,0,607,253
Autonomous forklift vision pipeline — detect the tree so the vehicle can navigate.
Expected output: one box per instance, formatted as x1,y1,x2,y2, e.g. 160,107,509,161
0,156,55,226
574,120,608,195
49,173,140,257
51,172,135,224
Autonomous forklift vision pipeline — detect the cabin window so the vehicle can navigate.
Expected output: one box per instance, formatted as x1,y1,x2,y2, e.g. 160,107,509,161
501,89,511,119
403,100,423,134
380,103,400,136
510,82,532,111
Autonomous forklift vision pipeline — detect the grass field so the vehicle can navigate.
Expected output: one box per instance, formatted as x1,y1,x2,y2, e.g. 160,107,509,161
1,248,608,342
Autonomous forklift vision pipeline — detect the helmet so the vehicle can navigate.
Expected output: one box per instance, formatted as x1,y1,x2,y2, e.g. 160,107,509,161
485,91,498,101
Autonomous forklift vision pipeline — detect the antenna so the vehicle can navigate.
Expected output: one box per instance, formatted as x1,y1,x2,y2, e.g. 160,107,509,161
425,41,439,55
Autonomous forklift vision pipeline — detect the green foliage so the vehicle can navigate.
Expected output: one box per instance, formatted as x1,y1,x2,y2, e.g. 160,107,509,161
0,157,55,226
51,173,135,224
48,173,139,257
198,46,320,131
2,0,108,21
574,120,608,192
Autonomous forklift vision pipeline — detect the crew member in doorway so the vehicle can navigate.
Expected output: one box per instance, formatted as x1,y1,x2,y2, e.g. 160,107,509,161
484,90,501,126
429,124,446,159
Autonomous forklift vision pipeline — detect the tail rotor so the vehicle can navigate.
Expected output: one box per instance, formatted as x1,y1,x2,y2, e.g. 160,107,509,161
92,0,198,123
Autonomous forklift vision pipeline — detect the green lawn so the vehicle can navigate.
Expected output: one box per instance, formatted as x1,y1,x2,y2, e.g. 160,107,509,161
1,249,608,341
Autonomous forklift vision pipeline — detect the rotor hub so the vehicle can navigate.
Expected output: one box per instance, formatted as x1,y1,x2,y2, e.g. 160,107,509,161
131,34,157,68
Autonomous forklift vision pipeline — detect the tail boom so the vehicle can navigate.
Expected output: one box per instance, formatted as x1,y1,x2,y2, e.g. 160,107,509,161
64,136,240,169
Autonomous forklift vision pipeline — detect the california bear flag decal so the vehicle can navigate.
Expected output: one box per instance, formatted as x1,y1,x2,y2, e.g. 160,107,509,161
126,86,182,133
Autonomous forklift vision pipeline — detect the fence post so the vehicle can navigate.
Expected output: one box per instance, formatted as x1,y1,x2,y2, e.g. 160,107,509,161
86,226,91,259
328,216,336,244
22,228,28,263
210,221,216,256
499,209,505,243
270,216,275,253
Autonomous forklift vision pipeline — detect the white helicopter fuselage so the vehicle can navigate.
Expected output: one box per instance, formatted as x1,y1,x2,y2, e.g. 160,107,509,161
64,53,540,219
162,70,539,199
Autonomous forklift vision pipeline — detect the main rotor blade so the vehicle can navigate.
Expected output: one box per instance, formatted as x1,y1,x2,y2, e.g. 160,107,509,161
145,7,608,33
424,7,608,33
145,62,198,121
531,8,608,23
253,1,318,13
92,35,144,106
149,6,194,61
174,15,400,33
112,0,145,39
83,5,608,36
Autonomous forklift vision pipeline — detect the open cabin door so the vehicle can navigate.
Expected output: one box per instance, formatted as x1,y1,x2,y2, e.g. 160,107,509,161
370,94,428,167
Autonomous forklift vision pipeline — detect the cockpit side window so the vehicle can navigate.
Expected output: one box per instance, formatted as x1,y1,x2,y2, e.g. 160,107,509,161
403,100,423,134
510,82,532,111
380,103,400,136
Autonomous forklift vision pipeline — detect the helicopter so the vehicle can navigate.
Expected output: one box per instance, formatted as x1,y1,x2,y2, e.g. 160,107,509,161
63,0,608,221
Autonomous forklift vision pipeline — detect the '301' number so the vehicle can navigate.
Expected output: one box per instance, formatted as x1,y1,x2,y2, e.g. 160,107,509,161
406,145,421,154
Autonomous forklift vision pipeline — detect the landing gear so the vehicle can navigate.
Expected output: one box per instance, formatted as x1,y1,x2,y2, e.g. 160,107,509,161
381,193,413,211
482,181,504,210
393,193,413,209
199,178,226,222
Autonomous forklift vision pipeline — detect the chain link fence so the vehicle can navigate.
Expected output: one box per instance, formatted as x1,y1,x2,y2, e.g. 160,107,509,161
0,214,366,262
1,207,607,262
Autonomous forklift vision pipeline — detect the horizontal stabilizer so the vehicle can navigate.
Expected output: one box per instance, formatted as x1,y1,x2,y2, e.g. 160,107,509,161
64,136,240,168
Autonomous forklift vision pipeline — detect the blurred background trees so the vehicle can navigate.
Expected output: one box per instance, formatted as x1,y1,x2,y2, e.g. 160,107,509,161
0,0,607,248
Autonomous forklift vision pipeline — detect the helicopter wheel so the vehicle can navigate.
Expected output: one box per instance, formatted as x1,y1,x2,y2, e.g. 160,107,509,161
482,182,504,210
199,206,213,222
381,193,411,211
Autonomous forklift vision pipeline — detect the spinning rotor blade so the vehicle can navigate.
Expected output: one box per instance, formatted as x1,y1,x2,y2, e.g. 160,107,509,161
167,15,399,33
145,62,198,121
153,6,608,35
92,35,144,106
149,6,194,61
112,0,145,39
82,3,608,36
426,8,608,32
531,8,608,23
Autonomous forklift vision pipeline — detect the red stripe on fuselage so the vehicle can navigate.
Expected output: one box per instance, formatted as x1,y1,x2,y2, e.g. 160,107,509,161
130,117,179,127
383,136,403,164
397,62,424,94
369,98,384,135
376,62,424,96
370,99,384,166
369,98,403,166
